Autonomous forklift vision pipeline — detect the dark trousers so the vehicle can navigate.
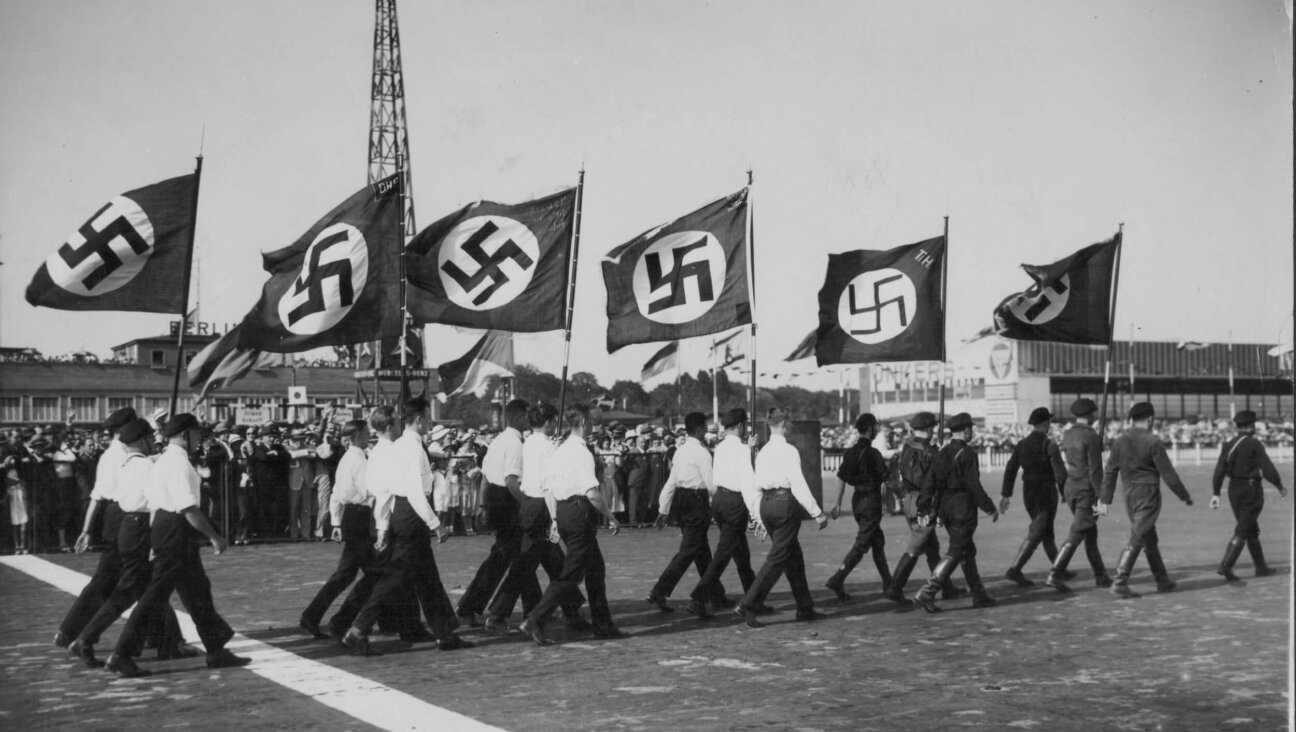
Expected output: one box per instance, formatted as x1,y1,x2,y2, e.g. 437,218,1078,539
352,498,457,638
741,492,814,614
78,513,155,646
1228,479,1264,540
59,501,123,638
901,492,943,567
302,505,375,626
114,510,234,657
527,497,613,628
233,486,252,540
652,490,716,598
458,484,522,616
487,497,583,619
690,488,752,603
836,489,885,572
1063,487,1099,545
1021,483,1058,545
1123,483,1162,549
940,494,980,562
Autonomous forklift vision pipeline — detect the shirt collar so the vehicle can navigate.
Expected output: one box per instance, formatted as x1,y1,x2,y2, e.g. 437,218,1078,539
767,433,788,445
504,426,522,440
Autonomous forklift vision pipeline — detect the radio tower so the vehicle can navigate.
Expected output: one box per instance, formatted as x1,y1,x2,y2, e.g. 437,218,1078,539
367,0,423,400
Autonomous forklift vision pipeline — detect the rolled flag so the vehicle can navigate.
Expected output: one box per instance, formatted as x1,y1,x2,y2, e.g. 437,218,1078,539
237,175,403,352
437,331,515,399
188,324,275,402
406,188,576,332
783,329,817,361
602,188,751,352
26,173,198,313
815,236,946,365
992,235,1119,345
641,341,679,389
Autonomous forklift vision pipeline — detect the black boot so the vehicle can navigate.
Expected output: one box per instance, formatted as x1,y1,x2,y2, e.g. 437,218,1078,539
884,553,917,603
824,570,851,603
1045,541,1078,592
914,557,958,613
873,548,893,594
1144,544,1175,592
965,555,995,608
1216,537,1246,582
1004,538,1039,587
1111,546,1142,598
1246,537,1276,577
1083,530,1111,587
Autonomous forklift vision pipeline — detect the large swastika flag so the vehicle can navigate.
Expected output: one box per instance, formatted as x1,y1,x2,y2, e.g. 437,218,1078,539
405,188,576,332
991,234,1119,345
237,176,402,352
26,173,197,313
603,188,750,353
815,236,945,365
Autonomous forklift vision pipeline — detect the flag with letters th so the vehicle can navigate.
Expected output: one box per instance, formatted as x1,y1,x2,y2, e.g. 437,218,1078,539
815,236,945,365
405,188,575,332
602,188,750,352
236,176,403,352
26,173,198,313
992,235,1119,345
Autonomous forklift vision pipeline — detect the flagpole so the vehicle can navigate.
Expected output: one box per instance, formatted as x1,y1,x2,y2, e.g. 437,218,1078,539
1227,331,1236,418
169,155,204,417
558,168,585,417
711,335,720,430
1128,322,1136,411
396,149,411,403
1097,224,1125,448
936,216,949,444
745,169,757,440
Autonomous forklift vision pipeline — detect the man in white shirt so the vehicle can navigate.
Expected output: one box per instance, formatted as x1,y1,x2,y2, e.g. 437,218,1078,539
735,408,829,628
299,419,376,638
520,404,622,647
457,399,529,626
107,414,248,678
686,407,763,618
343,400,471,655
647,412,728,616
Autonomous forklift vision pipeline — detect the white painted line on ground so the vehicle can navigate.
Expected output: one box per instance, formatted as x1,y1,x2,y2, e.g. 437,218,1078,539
1,554,507,732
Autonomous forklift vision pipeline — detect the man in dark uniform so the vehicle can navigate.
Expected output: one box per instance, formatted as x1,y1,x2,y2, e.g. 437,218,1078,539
1212,409,1286,581
106,414,249,677
1099,402,1194,597
913,413,999,613
824,413,891,602
248,425,290,541
882,412,962,604
1000,407,1067,586
1044,399,1110,592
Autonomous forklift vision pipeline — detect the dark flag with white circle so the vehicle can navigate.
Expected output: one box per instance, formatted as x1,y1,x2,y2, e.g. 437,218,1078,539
602,188,750,353
236,175,403,352
991,235,1119,345
25,173,198,313
815,236,945,366
405,188,576,332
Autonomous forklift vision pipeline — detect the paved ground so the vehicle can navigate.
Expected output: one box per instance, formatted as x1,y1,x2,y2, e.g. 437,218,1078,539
1,463,1291,731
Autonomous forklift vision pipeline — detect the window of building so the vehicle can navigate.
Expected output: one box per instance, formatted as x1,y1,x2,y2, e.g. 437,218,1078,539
0,397,21,422
69,397,98,422
184,351,196,366
151,350,166,367
144,397,170,417
107,397,133,414
31,397,59,422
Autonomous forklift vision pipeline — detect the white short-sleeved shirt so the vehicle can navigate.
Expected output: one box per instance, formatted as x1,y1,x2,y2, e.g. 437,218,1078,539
755,434,823,519
368,430,439,532
115,452,154,513
90,440,125,502
657,436,714,515
147,444,202,514
542,436,599,501
482,427,524,486
521,432,557,499
329,444,370,521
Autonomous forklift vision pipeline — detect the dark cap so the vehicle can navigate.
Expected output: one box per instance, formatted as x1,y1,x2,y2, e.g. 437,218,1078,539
161,413,201,437
259,424,281,437
909,412,937,431
1234,409,1257,426
854,413,878,432
1128,402,1155,421
1028,407,1053,426
1071,398,1098,417
946,412,974,432
104,407,137,432
118,418,155,444
720,408,748,428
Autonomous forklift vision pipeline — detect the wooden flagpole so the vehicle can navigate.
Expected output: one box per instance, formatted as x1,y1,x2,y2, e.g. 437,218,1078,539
169,154,204,417
936,216,949,444
1227,331,1236,418
745,170,757,445
557,168,585,418
397,149,411,403
1096,224,1125,449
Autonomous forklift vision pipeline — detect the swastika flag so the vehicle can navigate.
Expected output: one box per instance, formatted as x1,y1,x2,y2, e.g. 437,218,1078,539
236,176,403,352
603,188,750,353
405,188,576,332
815,236,945,366
25,173,198,313
991,234,1119,345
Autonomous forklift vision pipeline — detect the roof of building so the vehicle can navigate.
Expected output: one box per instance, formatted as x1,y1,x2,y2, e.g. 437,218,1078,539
0,361,360,397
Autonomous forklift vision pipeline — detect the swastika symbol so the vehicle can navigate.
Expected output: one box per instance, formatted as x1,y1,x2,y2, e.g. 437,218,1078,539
441,221,535,306
837,268,917,345
1008,274,1070,325
645,237,715,314
57,202,151,291
286,230,354,326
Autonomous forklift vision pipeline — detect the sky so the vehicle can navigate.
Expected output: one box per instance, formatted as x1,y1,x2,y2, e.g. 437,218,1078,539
1,0,1291,391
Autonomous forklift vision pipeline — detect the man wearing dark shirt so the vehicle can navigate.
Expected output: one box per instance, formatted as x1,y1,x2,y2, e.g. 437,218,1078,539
1099,402,1193,597
1212,409,1286,580
1044,398,1112,591
824,413,892,602
999,407,1067,586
